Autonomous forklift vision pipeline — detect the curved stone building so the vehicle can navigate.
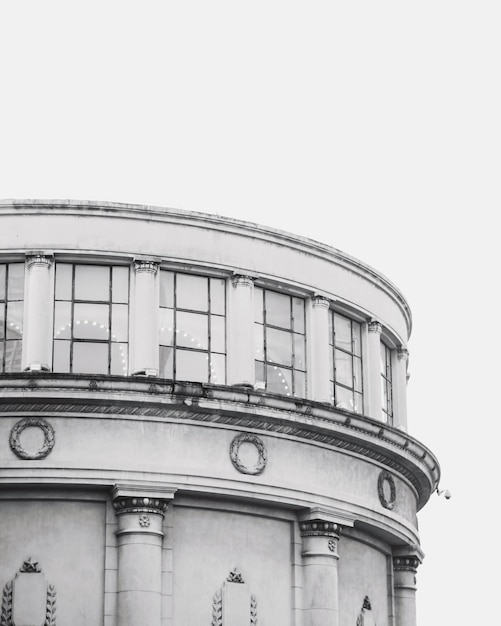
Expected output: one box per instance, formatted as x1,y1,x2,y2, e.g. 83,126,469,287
0,200,439,626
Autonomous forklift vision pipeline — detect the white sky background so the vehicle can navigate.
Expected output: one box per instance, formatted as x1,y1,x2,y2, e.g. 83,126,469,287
1,1,499,623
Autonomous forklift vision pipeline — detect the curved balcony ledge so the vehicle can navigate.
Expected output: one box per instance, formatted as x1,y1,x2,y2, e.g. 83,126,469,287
0,373,440,509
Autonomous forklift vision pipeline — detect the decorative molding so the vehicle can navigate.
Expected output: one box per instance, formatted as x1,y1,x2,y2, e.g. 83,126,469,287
227,568,244,584
299,519,341,538
134,260,159,274
230,433,267,475
113,495,168,516
312,295,330,309
368,320,382,333
26,254,53,269
88,380,98,391
393,556,421,572
0,396,436,506
397,348,409,361
378,470,396,510
356,596,372,626
9,418,55,460
211,570,257,626
1,559,56,626
231,274,254,288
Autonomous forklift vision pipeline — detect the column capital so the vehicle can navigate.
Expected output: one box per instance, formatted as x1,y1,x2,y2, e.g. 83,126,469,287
299,519,342,539
26,253,53,268
311,295,330,309
397,348,409,361
368,320,382,334
133,260,159,274
231,273,255,288
392,544,424,573
112,485,175,517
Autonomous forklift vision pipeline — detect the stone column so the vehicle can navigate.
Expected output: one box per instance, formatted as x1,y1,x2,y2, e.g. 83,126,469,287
113,487,174,626
392,547,423,626
299,513,343,626
392,348,409,431
366,320,383,421
132,261,159,376
227,274,255,387
23,254,53,372
310,296,331,403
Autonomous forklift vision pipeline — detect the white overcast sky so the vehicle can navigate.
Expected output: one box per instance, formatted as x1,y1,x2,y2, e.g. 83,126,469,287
1,2,499,623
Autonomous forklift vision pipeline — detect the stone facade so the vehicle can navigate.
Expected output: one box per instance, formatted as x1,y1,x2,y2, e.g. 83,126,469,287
0,200,438,625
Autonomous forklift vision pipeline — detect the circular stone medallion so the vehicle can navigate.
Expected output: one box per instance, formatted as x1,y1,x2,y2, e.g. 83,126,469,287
9,418,55,460
230,433,267,475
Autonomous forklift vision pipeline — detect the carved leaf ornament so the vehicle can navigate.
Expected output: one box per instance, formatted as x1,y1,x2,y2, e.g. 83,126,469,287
229,433,267,475
9,418,55,460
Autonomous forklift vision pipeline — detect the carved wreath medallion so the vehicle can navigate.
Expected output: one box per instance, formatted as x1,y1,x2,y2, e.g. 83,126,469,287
230,433,267,475
9,418,55,460
378,470,396,510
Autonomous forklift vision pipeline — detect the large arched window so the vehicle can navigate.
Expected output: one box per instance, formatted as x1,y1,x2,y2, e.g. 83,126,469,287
53,264,129,375
0,263,24,372
159,271,226,384
254,288,306,398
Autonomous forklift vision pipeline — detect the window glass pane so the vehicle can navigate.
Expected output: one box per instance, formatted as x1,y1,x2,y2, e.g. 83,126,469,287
176,311,208,350
159,308,174,346
6,301,23,339
354,357,363,392
4,339,22,372
266,327,292,366
176,274,208,311
292,298,305,333
353,391,363,414
294,370,306,398
54,301,72,339
111,304,128,342
210,278,226,315
352,321,362,356
0,265,6,301
111,343,128,375
55,264,72,301
254,323,264,362
380,342,386,371
209,353,226,385
267,365,292,396
335,385,354,411
334,314,351,350
210,315,225,353
160,271,174,308
75,265,109,301
112,267,129,303
73,303,110,339
254,287,264,323
293,333,306,371
176,349,208,383
254,361,265,390
73,342,108,374
0,309,4,339
265,291,291,329
159,345,174,379
334,348,352,387
0,342,4,372
53,340,71,373
7,264,24,300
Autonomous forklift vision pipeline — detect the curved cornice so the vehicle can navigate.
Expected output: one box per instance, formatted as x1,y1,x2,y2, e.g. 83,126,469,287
0,199,412,336
0,375,438,509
